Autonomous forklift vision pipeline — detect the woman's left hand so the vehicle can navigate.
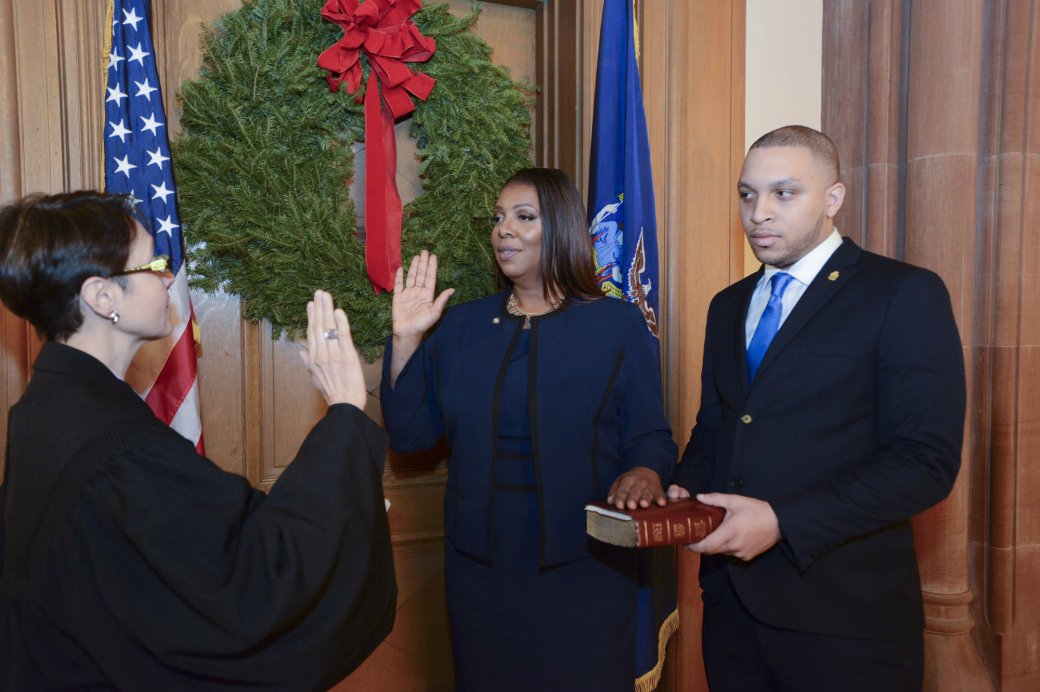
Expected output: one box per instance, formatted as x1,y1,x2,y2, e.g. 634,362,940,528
607,467,666,510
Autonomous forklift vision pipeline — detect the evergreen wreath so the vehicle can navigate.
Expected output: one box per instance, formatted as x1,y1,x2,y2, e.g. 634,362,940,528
172,0,533,356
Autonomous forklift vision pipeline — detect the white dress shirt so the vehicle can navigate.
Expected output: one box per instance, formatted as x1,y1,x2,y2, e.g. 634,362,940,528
745,230,844,348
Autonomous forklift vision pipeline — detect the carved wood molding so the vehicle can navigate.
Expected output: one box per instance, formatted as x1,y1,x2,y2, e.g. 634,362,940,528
533,0,582,183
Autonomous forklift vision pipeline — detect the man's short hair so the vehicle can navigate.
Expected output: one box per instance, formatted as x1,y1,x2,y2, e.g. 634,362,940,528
749,125,841,184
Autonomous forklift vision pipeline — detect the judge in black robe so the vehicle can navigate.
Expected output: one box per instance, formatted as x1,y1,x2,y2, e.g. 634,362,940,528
0,190,395,690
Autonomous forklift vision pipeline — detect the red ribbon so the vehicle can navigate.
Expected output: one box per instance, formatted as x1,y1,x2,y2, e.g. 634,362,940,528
318,0,436,293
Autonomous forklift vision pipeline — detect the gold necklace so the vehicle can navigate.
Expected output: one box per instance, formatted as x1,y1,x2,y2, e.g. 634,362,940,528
506,293,563,328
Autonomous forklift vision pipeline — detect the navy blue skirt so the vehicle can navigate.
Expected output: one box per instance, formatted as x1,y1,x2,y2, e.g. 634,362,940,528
445,485,637,692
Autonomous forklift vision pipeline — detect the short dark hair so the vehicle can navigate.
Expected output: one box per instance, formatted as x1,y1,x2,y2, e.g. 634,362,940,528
494,168,600,302
0,191,138,341
749,125,841,184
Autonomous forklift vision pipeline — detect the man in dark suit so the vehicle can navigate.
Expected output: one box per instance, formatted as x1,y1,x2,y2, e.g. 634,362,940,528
668,125,966,691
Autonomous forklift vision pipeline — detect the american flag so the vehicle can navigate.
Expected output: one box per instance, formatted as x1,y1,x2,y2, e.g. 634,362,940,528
103,0,204,453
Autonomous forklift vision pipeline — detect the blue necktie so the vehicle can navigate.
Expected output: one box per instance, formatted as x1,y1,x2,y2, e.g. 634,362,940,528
747,272,795,380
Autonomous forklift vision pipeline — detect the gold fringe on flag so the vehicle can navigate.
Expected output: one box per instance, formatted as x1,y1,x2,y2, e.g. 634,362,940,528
100,0,114,190
632,0,640,62
634,607,679,692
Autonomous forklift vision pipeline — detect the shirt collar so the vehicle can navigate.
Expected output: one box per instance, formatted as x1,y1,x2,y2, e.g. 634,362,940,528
762,229,843,287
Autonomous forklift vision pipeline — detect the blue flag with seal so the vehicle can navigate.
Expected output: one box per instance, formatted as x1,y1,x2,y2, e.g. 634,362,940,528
588,0,661,343
587,1,676,690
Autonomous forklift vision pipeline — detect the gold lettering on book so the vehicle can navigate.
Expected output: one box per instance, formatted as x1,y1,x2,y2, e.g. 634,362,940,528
651,522,665,543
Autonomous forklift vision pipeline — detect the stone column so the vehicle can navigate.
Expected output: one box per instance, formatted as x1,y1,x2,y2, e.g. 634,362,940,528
823,0,995,689
900,2,991,687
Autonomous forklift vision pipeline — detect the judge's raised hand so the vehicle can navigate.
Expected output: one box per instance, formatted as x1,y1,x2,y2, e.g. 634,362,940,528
389,251,455,386
607,467,667,510
392,250,455,339
299,290,367,410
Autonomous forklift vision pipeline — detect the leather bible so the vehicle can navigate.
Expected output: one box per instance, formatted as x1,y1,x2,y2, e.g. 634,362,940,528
585,498,726,548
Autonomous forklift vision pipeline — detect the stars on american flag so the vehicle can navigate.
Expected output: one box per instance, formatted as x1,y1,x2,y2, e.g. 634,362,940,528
108,119,132,143
151,181,174,204
128,43,150,66
140,113,163,135
156,215,179,237
146,147,169,170
104,0,182,271
122,6,144,31
134,78,157,101
106,83,128,106
113,154,137,178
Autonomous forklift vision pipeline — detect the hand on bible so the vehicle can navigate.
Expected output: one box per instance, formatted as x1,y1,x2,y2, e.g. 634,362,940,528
392,250,455,340
683,493,780,561
299,290,367,410
607,467,667,510
666,484,692,500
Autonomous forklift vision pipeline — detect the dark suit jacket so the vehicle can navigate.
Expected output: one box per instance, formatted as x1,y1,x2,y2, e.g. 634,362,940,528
672,237,965,639
381,292,676,567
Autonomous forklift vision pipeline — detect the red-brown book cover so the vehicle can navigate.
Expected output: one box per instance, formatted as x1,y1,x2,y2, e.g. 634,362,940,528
585,498,727,548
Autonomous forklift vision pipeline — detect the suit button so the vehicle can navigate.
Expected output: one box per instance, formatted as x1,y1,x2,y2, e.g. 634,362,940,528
730,479,744,489
740,414,752,424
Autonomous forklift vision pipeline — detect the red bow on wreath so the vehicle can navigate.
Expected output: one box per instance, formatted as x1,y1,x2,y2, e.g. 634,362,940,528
318,0,436,293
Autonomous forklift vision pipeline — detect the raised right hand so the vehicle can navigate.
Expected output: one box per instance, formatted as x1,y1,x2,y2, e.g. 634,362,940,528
392,250,455,339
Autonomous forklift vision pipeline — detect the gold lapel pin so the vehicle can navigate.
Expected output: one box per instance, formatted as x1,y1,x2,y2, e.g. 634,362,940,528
828,271,840,281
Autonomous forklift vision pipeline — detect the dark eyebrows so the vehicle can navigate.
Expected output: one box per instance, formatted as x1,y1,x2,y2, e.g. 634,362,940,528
492,203,538,214
737,177,805,191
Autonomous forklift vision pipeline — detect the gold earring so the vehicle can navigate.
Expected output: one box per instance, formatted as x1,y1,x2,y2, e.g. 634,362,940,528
108,310,120,325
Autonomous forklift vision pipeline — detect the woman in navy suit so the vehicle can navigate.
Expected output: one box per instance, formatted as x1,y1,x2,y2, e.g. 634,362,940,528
381,168,677,691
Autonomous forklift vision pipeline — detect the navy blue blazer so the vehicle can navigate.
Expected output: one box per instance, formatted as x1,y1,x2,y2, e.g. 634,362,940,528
672,238,965,639
381,292,677,566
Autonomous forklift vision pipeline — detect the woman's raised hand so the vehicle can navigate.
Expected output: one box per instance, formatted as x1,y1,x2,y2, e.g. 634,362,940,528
392,250,455,339
299,290,367,409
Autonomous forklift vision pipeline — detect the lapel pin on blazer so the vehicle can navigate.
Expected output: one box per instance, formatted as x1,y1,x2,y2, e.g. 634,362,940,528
828,271,840,281
492,317,501,325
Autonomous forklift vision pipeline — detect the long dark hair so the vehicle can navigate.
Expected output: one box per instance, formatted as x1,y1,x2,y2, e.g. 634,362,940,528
494,168,600,302
0,191,137,341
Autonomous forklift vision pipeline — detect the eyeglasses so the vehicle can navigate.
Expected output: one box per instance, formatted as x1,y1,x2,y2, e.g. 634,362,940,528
112,254,172,277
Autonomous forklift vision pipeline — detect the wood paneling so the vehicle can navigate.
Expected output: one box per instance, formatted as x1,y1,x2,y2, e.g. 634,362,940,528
0,0,22,477
640,2,746,690
0,0,109,478
535,0,583,183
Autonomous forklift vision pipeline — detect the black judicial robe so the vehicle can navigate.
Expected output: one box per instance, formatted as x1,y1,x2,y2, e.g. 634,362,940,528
0,343,396,690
